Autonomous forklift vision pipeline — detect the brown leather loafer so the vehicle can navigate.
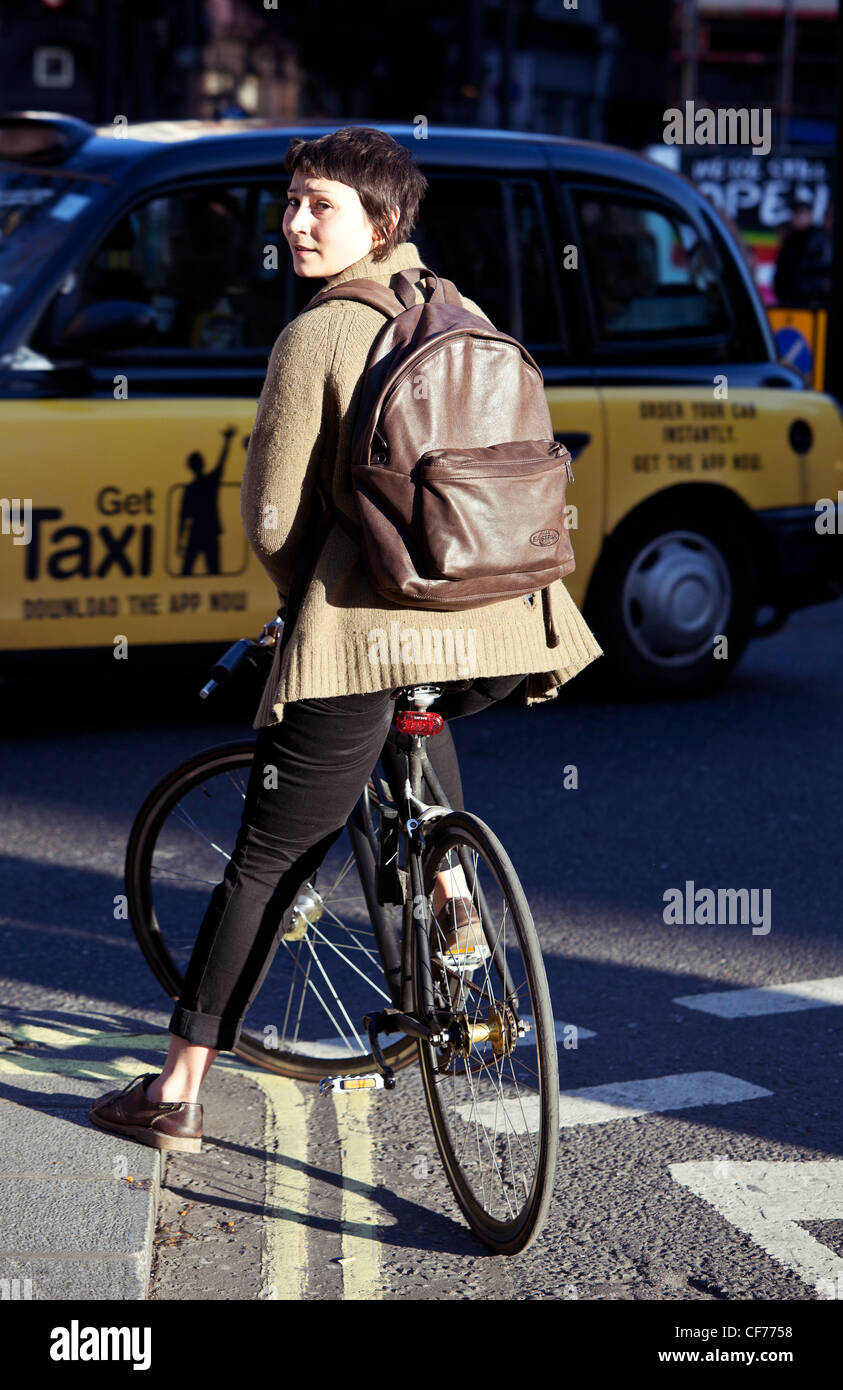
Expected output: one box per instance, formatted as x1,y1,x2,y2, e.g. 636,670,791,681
89,1072,202,1153
432,896,491,965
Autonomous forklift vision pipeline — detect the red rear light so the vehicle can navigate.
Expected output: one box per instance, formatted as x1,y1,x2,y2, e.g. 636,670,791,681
395,710,443,736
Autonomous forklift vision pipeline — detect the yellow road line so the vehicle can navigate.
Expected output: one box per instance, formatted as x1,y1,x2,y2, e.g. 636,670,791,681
0,1021,318,1302
0,1023,167,1051
250,1072,314,1302
0,1053,164,1082
333,1088,382,1299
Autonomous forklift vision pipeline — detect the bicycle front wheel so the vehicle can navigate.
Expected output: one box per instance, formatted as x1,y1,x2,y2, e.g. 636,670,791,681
416,810,559,1255
125,742,417,1082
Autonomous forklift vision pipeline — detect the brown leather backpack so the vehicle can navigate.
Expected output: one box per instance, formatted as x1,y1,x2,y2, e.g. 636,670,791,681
299,264,576,648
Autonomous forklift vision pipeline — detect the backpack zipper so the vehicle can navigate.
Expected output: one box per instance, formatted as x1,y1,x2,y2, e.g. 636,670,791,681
420,445,574,478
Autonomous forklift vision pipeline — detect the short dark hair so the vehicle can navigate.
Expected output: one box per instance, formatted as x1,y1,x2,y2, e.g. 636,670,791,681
282,126,428,262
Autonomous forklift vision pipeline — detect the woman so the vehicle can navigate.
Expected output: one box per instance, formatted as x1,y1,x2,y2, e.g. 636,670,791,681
89,127,602,1152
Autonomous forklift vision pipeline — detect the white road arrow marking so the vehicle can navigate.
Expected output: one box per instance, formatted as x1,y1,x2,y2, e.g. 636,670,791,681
673,975,843,1018
457,1070,771,1135
669,1161,843,1298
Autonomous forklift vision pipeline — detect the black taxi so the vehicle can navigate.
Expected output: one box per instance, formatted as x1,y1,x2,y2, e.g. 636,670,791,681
1,111,841,694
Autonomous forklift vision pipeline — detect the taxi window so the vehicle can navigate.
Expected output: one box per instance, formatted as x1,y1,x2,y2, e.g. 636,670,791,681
74,182,287,350
573,192,732,343
288,174,516,335
0,167,108,301
411,176,511,332
511,180,565,349
285,173,566,350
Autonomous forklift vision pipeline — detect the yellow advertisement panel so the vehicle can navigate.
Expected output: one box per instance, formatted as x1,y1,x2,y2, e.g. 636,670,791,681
1,383,840,656
599,384,838,536
0,399,278,653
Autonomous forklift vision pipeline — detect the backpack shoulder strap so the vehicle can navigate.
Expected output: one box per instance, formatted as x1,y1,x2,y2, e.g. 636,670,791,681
299,265,464,319
294,265,466,555
299,278,406,319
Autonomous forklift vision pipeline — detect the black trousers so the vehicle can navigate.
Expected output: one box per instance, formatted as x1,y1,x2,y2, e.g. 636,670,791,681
169,675,524,1051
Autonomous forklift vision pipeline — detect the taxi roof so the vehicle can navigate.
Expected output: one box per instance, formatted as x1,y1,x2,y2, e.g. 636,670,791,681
6,113,705,213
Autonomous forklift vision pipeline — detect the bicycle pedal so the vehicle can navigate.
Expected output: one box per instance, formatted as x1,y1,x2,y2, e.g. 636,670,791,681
319,1073,387,1095
439,946,490,973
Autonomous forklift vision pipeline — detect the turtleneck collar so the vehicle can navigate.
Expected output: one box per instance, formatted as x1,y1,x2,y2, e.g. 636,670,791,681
320,240,426,289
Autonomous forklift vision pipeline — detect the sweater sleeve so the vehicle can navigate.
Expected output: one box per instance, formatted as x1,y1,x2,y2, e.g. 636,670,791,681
239,309,334,608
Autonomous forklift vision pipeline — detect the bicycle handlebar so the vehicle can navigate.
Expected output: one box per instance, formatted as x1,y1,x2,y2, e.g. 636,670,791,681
198,616,477,704
199,615,284,700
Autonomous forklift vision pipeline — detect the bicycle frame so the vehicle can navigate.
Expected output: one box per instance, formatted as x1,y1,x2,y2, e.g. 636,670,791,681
195,628,523,1085
357,695,523,1087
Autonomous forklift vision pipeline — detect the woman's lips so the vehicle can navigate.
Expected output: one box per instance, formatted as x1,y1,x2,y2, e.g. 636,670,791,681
294,248,316,254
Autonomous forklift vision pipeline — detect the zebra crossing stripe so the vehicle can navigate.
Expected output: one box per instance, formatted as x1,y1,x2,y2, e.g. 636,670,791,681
457,1070,772,1136
670,1161,843,1298
673,975,843,1018
519,1017,597,1045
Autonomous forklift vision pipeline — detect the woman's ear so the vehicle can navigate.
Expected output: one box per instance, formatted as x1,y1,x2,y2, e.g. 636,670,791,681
370,206,400,252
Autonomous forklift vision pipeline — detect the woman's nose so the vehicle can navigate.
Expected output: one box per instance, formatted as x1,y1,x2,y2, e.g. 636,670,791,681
286,208,311,236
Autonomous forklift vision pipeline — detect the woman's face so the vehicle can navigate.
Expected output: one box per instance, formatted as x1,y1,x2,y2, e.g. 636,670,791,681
284,174,398,278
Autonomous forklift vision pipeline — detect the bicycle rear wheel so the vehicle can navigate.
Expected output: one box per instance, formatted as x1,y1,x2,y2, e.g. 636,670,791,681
125,742,417,1081
416,810,559,1254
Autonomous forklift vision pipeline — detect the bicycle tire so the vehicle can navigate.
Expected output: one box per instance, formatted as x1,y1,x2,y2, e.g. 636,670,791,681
414,810,559,1255
125,742,417,1082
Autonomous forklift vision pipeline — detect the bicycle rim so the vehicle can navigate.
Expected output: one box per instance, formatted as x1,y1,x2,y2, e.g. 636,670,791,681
416,810,559,1254
124,742,416,1081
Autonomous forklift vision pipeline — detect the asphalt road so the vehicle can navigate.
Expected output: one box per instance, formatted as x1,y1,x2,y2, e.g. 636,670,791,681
1,595,842,1308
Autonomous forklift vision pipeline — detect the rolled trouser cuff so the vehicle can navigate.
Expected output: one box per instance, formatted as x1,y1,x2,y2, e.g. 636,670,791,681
169,1004,242,1052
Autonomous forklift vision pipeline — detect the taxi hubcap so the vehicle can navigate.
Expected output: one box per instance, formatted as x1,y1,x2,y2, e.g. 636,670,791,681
622,530,731,667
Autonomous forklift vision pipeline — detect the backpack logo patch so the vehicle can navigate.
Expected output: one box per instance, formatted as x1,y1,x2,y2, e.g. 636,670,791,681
530,529,560,547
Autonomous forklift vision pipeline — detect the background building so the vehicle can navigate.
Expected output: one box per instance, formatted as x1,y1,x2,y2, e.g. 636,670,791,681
1,1,836,153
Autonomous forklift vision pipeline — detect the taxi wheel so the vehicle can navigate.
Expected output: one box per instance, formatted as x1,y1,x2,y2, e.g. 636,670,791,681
583,500,758,698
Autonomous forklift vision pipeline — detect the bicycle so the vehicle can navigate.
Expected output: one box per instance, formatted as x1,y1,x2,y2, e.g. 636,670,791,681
125,617,559,1254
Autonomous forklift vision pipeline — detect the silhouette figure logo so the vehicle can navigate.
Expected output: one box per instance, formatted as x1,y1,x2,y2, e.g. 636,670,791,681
176,426,237,576
167,426,249,579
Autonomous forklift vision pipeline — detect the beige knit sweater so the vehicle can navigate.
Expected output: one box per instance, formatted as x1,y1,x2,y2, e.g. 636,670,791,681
241,239,603,728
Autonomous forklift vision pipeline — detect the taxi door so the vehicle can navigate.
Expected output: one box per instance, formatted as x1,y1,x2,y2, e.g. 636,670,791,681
3,176,286,655
563,183,808,695
411,169,607,615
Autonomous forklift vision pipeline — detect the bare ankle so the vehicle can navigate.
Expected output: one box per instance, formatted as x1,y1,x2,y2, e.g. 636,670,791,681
146,1075,196,1105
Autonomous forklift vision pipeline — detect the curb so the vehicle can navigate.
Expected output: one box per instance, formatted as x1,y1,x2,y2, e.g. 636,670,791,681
0,1051,162,1301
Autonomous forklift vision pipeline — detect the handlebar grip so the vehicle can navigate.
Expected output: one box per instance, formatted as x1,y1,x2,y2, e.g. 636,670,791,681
198,637,255,699
199,617,282,700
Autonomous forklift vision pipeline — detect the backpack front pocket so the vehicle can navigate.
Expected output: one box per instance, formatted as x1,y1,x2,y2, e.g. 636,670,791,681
417,439,574,580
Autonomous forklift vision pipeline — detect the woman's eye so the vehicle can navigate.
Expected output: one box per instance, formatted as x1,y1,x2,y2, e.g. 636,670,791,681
286,199,331,210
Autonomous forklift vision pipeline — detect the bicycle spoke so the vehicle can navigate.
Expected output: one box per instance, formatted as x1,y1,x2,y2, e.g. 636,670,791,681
301,934,369,1053
134,748,404,1070
171,804,234,861
307,921,392,1003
